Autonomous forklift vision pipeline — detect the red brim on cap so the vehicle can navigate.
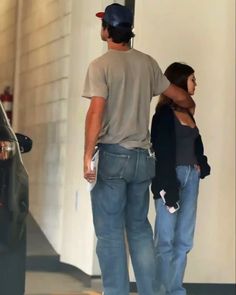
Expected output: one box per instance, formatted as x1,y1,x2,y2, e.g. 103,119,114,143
96,12,105,19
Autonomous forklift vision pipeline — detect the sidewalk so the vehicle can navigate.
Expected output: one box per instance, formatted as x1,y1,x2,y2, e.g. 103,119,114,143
25,215,136,295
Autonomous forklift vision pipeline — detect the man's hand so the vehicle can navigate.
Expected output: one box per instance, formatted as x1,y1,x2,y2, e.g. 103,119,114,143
84,156,96,183
84,96,106,182
163,84,195,109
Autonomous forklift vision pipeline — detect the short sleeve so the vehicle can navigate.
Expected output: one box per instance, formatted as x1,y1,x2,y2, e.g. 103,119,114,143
82,61,108,99
151,59,170,96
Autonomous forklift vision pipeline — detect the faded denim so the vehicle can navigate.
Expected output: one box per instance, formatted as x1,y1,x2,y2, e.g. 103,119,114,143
155,165,200,295
91,144,156,295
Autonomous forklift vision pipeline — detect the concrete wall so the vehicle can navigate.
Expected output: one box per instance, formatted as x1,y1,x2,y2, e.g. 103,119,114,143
14,0,72,253
60,0,124,276
13,0,120,275
59,0,104,275
0,0,17,92
134,0,235,284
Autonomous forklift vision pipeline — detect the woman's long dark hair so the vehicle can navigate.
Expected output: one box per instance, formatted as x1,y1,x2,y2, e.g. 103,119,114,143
157,62,194,111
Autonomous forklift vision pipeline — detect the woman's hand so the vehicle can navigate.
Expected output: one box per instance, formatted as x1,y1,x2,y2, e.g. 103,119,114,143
194,164,201,173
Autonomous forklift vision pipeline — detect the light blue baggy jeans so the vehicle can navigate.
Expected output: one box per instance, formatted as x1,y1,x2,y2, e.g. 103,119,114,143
91,144,157,295
154,165,200,295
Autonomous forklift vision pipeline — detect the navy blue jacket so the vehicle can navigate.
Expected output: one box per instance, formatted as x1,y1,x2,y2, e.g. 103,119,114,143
151,104,210,207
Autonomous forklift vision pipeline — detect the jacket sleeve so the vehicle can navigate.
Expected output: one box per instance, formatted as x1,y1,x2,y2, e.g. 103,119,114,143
195,134,211,179
151,106,180,207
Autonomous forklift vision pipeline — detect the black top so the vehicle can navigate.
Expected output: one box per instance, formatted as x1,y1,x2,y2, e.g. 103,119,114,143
174,116,199,165
151,104,211,207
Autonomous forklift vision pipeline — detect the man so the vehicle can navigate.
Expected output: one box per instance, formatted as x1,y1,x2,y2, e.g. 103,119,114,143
83,4,194,295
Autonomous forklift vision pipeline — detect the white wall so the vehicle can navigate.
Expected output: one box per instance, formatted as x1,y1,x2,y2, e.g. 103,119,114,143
59,0,105,275
0,0,17,92
134,0,235,284
14,0,72,253
12,0,121,275
60,0,125,276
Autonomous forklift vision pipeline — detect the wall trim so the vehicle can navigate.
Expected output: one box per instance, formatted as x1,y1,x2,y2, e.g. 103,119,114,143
130,282,236,295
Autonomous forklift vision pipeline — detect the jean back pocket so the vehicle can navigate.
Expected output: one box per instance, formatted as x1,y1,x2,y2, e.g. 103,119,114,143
98,151,130,180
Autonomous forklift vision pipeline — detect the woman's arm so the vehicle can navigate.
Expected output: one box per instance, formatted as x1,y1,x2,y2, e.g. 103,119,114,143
151,106,180,207
195,135,211,179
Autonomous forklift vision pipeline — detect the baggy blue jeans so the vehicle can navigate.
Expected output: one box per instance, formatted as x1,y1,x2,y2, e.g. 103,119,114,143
91,144,156,295
154,165,200,295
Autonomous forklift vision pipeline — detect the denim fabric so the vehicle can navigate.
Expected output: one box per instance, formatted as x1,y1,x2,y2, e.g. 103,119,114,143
154,165,200,295
91,144,156,295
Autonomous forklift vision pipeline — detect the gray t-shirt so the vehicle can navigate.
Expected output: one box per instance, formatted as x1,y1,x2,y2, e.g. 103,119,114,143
82,48,170,149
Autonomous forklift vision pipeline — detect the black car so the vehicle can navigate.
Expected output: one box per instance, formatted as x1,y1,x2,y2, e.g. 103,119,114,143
0,102,32,295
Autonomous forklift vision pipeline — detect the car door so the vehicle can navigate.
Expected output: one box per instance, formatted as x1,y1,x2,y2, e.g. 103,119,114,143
0,101,32,295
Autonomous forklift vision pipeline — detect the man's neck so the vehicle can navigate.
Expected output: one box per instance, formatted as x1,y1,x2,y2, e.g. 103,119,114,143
107,40,130,51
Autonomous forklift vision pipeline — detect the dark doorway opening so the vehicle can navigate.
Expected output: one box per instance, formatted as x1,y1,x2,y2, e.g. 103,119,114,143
125,0,135,15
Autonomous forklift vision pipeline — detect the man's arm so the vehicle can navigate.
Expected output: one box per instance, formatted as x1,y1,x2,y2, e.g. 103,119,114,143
84,96,106,182
163,84,195,109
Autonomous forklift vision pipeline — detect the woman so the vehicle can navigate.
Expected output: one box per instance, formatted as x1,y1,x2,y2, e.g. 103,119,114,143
151,62,210,295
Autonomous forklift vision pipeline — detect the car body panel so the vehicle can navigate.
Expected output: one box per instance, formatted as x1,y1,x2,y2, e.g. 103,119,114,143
0,101,31,295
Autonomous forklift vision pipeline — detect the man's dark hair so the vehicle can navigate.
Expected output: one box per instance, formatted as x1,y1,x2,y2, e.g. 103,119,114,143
102,19,135,44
